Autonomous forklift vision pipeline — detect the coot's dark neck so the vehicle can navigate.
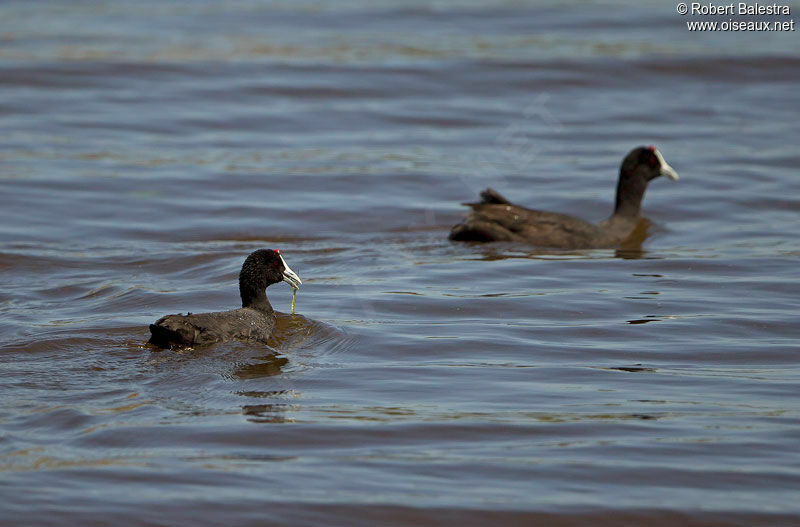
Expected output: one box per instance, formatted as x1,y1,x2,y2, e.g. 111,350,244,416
613,170,647,218
240,283,273,312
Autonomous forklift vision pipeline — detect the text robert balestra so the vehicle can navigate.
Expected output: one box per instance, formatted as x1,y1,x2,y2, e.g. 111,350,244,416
690,2,791,15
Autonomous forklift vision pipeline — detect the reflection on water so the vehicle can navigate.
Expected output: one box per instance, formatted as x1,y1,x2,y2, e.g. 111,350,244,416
615,218,653,259
231,352,289,380
242,401,296,424
627,318,661,324
603,365,658,373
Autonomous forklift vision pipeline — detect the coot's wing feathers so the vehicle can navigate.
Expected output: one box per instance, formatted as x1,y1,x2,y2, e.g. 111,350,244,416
478,188,512,205
450,189,607,248
512,208,607,248
449,212,524,242
149,308,275,347
460,187,512,208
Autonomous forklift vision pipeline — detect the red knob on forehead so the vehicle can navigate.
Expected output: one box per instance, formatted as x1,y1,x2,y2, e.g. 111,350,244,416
648,145,656,152
275,249,281,255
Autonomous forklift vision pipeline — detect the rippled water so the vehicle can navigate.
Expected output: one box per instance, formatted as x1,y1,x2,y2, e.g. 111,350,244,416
2,1,800,525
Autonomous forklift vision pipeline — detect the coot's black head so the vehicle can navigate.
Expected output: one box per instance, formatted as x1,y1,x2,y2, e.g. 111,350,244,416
239,249,302,309
614,146,678,216
621,146,679,183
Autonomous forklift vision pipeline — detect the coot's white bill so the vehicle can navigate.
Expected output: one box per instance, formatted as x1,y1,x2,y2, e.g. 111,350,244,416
279,253,302,290
654,148,679,181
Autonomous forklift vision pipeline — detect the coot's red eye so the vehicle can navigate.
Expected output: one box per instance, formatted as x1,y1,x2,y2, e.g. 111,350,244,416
648,154,659,167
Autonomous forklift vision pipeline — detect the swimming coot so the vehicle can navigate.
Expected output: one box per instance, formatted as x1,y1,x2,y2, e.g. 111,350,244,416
148,249,302,348
449,146,678,249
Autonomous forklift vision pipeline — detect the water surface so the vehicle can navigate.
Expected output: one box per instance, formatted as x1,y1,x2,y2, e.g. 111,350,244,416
1,1,799,525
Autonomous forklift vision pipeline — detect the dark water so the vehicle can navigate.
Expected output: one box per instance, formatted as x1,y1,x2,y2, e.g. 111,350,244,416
2,1,800,525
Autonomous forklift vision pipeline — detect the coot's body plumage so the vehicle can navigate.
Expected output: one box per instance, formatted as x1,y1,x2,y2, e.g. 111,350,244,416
449,146,678,249
148,249,301,348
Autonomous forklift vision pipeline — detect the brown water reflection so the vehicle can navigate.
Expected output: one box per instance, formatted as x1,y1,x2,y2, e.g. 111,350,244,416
232,353,289,380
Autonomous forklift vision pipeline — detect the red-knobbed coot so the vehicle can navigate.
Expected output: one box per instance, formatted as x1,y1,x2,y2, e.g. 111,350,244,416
148,249,302,348
449,146,679,248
